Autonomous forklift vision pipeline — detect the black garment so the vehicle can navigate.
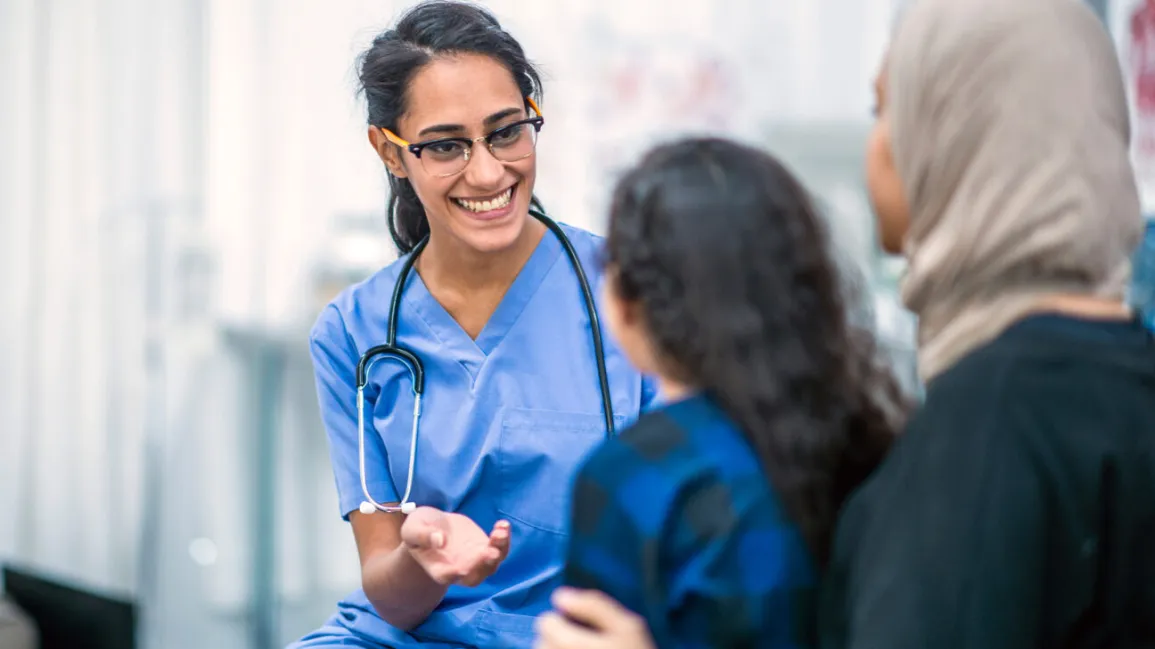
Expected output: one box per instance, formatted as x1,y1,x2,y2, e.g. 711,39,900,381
819,314,1155,649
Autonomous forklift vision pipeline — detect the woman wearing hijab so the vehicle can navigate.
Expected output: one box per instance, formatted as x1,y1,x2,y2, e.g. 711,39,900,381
819,0,1155,647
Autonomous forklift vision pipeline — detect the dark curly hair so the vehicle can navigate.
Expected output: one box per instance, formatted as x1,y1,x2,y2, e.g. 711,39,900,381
605,138,907,566
356,0,544,254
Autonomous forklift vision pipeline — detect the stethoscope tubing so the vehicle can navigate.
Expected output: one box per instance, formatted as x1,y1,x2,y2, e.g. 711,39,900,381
354,210,613,515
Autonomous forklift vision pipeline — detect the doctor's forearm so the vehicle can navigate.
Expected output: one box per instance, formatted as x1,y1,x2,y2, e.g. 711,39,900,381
362,545,449,631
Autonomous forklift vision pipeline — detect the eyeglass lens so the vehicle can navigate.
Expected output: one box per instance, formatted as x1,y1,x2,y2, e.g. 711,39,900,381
419,121,539,177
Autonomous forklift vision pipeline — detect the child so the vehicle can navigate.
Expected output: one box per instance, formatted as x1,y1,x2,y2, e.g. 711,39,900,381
537,138,905,648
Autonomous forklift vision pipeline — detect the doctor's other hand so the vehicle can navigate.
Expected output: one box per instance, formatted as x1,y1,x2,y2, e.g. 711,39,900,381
400,506,511,587
534,587,656,649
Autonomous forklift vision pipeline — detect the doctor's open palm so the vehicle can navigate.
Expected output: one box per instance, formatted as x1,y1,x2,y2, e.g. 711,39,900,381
401,506,512,587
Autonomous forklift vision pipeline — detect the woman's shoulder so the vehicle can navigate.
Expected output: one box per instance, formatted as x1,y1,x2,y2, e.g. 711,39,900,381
554,221,606,259
309,253,413,346
555,220,604,242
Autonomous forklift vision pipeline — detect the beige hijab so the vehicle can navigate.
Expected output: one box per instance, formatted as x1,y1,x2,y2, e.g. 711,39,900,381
888,0,1145,381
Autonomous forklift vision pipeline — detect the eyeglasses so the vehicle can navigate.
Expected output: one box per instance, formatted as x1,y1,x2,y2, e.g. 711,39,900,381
379,97,545,178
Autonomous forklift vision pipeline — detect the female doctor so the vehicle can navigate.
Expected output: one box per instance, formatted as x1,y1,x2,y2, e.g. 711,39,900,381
289,2,655,648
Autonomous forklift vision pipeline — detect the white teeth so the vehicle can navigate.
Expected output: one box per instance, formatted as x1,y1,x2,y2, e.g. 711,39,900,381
456,188,512,213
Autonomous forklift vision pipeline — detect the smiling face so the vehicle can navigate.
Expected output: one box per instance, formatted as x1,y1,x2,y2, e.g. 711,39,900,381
371,53,539,255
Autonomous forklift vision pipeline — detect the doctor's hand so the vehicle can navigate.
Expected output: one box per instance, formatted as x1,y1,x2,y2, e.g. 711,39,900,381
400,506,511,587
534,588,656,649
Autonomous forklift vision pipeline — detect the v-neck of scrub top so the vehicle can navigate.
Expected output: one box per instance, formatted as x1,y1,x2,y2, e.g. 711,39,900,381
402,229,562,379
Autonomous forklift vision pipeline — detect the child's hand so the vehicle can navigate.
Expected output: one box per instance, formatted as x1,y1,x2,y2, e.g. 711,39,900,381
534,587,656,649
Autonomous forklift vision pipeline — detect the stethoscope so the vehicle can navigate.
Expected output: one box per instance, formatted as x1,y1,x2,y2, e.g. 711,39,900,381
356,209,615,515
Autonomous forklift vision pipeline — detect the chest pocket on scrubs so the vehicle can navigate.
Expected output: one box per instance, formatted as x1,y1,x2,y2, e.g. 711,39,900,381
497,407,617,535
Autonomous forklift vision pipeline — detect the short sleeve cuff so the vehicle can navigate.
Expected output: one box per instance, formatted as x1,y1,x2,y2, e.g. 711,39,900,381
338,479,400,521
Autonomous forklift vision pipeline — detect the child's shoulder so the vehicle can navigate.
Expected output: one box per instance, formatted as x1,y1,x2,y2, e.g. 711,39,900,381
579,406,692,485
578,394,748,494
617,406,696,461
580,394,772,518
572,407,703,539
622,393,757,467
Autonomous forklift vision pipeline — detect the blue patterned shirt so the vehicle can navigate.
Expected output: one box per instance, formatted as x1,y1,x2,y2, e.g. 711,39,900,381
564,392,818,648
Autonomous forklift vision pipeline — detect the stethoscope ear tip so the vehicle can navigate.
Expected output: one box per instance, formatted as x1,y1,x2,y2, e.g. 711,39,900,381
359,501,376,516
401,502,416,514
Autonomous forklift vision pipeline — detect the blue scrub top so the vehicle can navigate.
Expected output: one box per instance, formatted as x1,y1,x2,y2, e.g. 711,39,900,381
295,222,657,649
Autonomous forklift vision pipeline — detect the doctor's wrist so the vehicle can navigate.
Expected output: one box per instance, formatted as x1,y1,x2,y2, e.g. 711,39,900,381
362,545,449,630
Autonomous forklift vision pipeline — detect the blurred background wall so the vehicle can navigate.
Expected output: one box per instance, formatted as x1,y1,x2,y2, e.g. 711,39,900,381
0,1,1146,648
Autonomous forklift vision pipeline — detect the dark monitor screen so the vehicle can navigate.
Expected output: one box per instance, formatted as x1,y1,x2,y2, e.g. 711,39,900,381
2,565,136,649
